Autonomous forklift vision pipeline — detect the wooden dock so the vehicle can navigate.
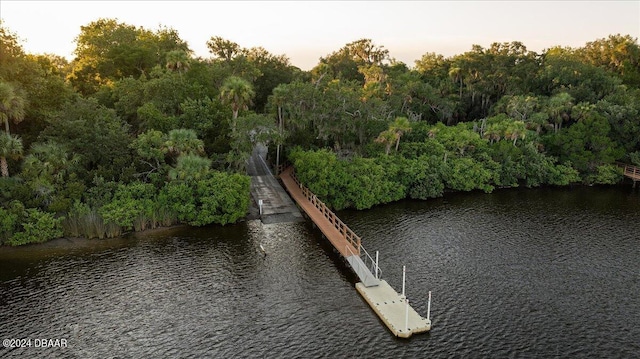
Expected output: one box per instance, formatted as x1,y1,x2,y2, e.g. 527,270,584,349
623,164,640,183
280,166,432,337
279,167,361,258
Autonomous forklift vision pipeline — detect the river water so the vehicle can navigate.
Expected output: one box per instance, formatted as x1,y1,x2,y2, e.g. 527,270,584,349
1,186,639,358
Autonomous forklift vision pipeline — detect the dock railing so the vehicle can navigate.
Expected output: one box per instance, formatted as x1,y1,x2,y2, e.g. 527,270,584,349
624,164,640,180
289,169,362,255
345,243,382,280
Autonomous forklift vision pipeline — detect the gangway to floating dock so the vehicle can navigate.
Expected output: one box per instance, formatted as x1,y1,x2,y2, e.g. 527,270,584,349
279,167,432,338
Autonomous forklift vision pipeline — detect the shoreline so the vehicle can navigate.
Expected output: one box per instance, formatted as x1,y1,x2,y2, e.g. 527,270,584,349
1,182,633,251
0,224,189,252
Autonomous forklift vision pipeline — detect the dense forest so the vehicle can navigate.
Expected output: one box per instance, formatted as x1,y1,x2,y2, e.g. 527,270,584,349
1,18,639,245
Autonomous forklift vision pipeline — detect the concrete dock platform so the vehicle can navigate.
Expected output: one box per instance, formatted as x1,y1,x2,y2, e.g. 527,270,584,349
356,280,431,338
247,145,303,224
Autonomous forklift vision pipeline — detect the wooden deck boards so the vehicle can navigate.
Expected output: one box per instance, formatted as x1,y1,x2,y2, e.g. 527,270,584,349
624,166,640,181
279,168,358,258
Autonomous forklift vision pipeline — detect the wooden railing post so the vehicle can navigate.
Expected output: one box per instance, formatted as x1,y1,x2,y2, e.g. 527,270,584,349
623,164,640,181
288,167,365,255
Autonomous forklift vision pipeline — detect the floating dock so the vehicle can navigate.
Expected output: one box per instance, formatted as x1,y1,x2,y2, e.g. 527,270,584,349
356,280,431,338
280,167,432,338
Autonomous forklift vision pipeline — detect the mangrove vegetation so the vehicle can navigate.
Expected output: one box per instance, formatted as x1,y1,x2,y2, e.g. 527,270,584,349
1,18,639,245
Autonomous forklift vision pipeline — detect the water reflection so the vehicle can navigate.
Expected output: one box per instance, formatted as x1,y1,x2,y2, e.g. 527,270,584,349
1,186,639,357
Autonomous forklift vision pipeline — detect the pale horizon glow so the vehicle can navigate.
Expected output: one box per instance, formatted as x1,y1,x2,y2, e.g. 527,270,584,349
1,1,639,70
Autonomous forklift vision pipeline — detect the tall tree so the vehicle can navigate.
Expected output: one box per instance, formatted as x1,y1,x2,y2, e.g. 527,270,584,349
163,128,205,159
69,18,190,94
0,82,26,135
220,76,255,121
41,98,133,182
0,132,23,177
165,50,191,74
540,47,620,103
546,92,574,133
389,117,412,152
578,34,640,87
244,46,297,112
206,36,242,61
314,39,389,84
375,129,397,155
0,23,26,80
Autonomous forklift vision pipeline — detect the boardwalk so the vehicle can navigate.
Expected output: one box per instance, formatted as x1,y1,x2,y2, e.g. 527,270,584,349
279,167,361,258
623,164,640,182
279,166,432,337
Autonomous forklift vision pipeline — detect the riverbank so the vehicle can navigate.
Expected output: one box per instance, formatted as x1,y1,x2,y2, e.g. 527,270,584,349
0,224,190,253
2,178,635,251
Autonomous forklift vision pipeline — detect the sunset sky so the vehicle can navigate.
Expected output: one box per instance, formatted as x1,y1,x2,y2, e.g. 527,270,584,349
1,1,639,70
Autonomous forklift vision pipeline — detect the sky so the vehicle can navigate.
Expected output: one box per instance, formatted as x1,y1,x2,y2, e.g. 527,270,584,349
1,1,639,70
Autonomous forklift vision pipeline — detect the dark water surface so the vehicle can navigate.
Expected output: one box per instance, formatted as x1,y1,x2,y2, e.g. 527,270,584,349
1,186,639,358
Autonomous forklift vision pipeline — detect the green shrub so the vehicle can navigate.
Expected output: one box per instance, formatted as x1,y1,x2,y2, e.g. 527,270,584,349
192,172,250,225
588,164,623,185
0,208,18,244
442,157,494,193
98,182,157,231
8,208,63,246
158,171,250,226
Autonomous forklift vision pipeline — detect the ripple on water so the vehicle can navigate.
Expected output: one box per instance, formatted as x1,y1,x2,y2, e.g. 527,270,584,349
1,187,639,357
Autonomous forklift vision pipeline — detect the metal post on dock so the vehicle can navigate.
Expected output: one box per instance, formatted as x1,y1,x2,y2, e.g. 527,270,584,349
401,265,406,299
375,251,379,280
427,291,431,322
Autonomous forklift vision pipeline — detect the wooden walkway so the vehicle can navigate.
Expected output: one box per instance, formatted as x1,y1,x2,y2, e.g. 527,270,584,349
623,164,640,182
279,166,432,338
279,167,361,258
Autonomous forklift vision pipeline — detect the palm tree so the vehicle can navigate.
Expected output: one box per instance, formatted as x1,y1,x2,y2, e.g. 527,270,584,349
483,124,502,144
0,82,26,135
375,129,397,155
547,92,573,133
168,154,211,181
389,116,412,152
448,66,463,99
505,121,527,146
270,85,287,173
220,76,255,121
165,50,191,75
0,132,23,177
21,141,80,182
163,129,204,158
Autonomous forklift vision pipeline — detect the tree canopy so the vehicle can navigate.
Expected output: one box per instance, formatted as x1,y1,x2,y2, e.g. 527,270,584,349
0,18,638,245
